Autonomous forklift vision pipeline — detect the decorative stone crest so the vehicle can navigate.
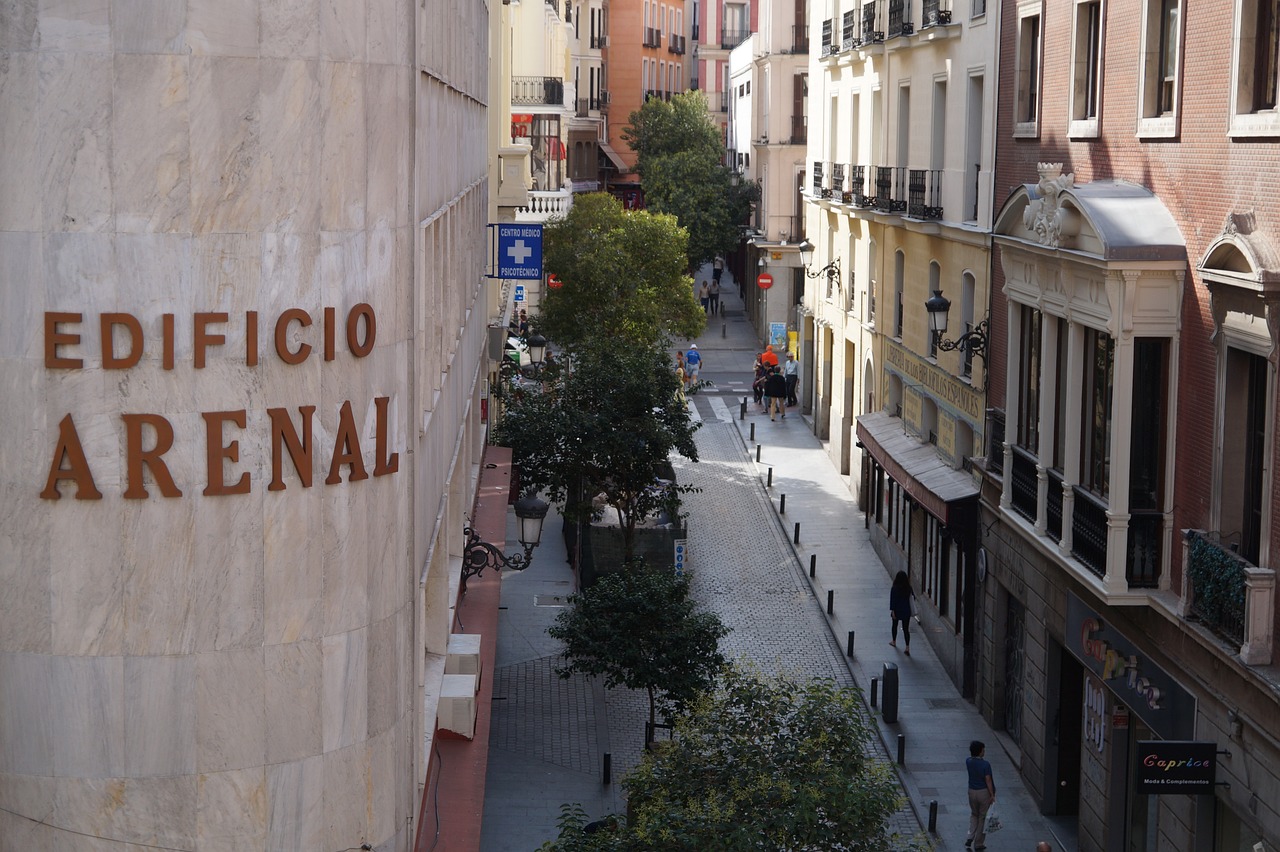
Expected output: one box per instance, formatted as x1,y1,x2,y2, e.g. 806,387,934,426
1022,163,1077,249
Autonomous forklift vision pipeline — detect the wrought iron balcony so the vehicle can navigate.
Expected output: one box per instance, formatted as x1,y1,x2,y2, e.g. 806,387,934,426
874,166,907,213
599,90,610,111
907,169,943,219
790,115,807,145
888,0,914,37
590,34,606,49
1184,530,1248,645
821,19,837,56
842,10,857,50
862,1,884,44
1071,487,1109,579
1127,510,1163,588
1046,468,1064,542
669,33,686,53
1010,447,1038,523
986,410,1005,472
832,163,846,200
850,165,871,206
576,97,603,116
513,76,565,106
643,27,662,47
921,0,953,28
811,160,824,196
719,91,730,112
721,27,750,49
790,25,809,53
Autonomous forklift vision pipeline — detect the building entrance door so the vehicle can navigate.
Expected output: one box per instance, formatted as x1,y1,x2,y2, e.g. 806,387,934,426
1052,647,1083,815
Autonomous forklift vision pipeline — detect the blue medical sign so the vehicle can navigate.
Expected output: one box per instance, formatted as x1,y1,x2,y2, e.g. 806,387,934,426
495,224,543,279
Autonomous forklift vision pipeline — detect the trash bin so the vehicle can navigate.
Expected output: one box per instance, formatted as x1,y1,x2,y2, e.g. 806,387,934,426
881,662,899,723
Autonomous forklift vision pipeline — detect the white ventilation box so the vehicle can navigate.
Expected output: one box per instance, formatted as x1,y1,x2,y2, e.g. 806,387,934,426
446,633,483,677
438,674,479,739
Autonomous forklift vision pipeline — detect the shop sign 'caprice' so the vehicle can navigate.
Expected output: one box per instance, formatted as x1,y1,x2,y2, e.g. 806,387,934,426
39,305,399,501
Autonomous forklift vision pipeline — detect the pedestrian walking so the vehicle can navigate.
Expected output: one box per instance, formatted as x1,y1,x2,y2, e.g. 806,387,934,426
765,366,787,421
889,570,915,655
684,344,702,388
675,349,686,377
965,740,996,850
698,281,711,313
783,352,799,406
752,358,766,407
712,255,724,283
708,278,721,315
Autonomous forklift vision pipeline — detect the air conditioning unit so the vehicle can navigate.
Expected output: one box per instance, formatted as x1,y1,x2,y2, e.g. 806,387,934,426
438,674,479,739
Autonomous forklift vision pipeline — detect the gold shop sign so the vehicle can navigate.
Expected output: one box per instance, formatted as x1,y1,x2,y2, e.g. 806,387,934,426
884,340,983,423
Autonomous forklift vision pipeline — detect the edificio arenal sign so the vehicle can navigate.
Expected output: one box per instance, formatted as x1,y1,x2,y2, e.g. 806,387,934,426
1135,741,1217,794
39,305,400,500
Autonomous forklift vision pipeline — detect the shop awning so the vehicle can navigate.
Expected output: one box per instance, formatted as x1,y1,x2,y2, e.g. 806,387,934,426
598,141,628,172
856,410,978,525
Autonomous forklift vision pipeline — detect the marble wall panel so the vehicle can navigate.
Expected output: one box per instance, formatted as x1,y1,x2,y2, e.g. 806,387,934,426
189,56,261,235
123,654,196,776
190,489,266,651
121,497,201,654
1,0,39,51
368,474,406,625
367,0,410,67
322,742,370,845
264,640,322,763
43,231,117,316
322,627,368,751
258,60,321,235
365,64,402,230
195,647,265,773
368,728,396,840
317,230,369,320
0,52,40,230
112,54,190,234
0,485,52,653
112,231,195,362
321,0,365,62
49,497,124,654
319,62,366,231
38,51,112,232
261,0,319,60
263,490,324,644
49,654,125,776
266,755,325,851
37,0,109,52
0,653,55,773
186,0,257,57
196,767,268,851
321,469,370,638
0,771,56,848
110,0,186,54
366,612,397,738
44,775,199,849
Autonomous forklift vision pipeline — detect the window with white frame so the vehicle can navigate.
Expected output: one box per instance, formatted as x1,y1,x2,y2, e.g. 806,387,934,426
961,271,976,378
1070,0,1103,136
1220,345,1268,564
1138,0,1181,136
1229,0,1280,136
1014,4,1042,136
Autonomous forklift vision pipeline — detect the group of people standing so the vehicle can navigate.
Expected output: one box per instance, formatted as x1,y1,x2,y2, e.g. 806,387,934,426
752,344,799,421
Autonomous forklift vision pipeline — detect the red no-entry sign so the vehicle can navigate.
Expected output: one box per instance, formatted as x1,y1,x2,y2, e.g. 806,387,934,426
756,272,774,290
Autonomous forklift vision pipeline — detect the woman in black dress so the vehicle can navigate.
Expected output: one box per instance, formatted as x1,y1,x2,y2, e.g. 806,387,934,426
889,570,916,656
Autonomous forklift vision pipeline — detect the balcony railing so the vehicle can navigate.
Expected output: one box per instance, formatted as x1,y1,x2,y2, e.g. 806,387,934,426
832,163,846,201
863,1,884,44
669,33,686,53
987,410,1005,472
514,188,574,222
850,164,871,206
1185,531,1248,645
1010,447,1038,523
821,19,837,56
790,115,807,144
888,0,914,37
842,10,857,50
721,27,750,49
1071,487,1109,579
790,24,809,53
719,91,730,112
590,34,606,49
1046,469,1064,542
576,97,603,116
513,76,565,106
921,0,953,28
599,89,610,111
812,160,824,196
643,27,662,47
874,166,907,213
1127,510,1163,588
692,23,700,40
907,169,943,219
645,89,671,102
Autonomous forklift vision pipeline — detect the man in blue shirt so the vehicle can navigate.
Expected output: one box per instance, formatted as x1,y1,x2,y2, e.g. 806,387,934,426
684,345,702,388
965,740,996,850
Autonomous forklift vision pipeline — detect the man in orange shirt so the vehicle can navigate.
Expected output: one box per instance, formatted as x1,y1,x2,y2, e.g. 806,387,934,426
759,344,779,369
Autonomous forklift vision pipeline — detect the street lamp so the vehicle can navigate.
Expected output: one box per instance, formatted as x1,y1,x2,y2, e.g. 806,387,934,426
461,491,551,595
526,331,547,367
924,290,988,355
797,240,841,289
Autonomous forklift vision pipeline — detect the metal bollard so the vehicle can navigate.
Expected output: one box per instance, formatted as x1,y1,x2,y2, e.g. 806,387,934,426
809,554,816,578
750,422,755,442
603,752,612,785
793,522,800,544
722,322,727,338
870,677,878,707
767,467,773,488
827,590,834,615
928,800,938,833
897,734,905,765
846,630,855,657
740,398,747,420
756,444,762,462
881,663,900,723
779,493,786,514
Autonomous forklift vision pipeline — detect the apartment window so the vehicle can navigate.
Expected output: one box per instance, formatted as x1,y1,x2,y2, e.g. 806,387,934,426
1014,8,1041,134
1080,328,1114,498
1070,0,1103,135
893,251,905,338
1220,347,1268,564
1017,306,1041,453
1138,0,1180,136
961,272,976,378
1230,0,1280,136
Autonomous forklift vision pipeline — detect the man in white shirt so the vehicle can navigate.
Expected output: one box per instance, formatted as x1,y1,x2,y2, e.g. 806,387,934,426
783,352,799,407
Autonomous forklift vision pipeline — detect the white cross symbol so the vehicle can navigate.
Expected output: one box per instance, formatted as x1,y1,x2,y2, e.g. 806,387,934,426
507,239,533,265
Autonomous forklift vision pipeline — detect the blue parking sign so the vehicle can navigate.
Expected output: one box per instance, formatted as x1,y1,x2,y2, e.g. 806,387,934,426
514,285,526,302
496,224,543,280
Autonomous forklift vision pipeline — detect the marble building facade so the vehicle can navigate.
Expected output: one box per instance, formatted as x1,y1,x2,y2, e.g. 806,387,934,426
0,0,495,849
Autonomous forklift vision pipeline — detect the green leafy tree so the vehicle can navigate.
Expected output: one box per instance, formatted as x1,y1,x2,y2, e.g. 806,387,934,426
538,193,704,349
622,92,760,270
493,343,699,561
547,563,729,727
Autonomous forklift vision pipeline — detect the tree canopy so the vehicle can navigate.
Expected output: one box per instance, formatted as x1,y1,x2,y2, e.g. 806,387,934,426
622,92,759,270
538,192,704,349
547,563,729,726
